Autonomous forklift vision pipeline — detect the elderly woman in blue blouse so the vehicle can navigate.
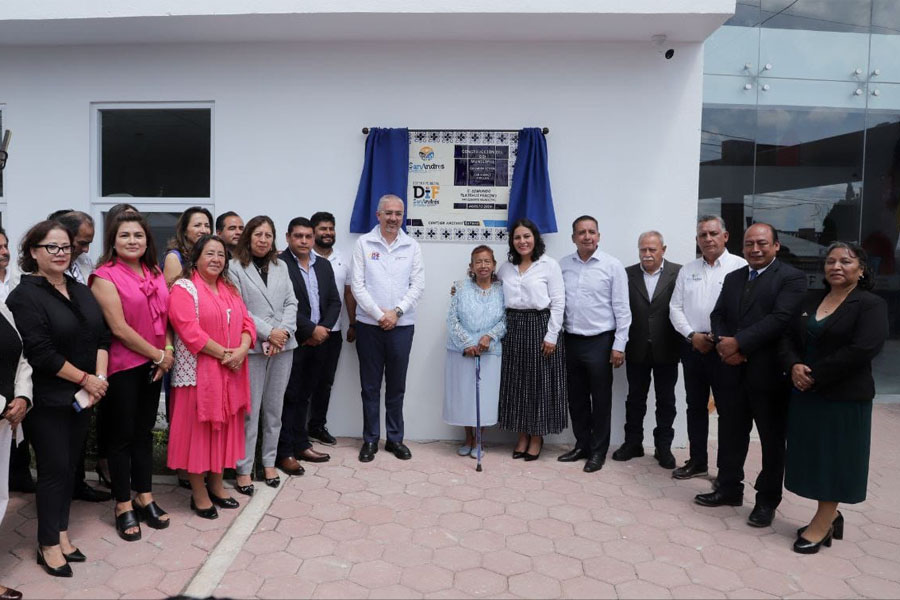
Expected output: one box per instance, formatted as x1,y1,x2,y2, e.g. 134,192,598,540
444,245,506,456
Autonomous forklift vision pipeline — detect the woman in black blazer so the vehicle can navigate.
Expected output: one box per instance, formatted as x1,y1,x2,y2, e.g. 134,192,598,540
778,242,888,555
6,221,111,577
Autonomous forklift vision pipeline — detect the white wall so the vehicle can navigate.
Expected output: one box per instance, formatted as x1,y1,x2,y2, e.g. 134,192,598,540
0,40,704,445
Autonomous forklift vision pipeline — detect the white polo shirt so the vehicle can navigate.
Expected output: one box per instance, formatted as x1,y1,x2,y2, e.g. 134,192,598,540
669,250,748,338
314,247,350,332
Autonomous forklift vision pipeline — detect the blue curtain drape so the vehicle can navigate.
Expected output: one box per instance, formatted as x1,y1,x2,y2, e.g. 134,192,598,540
507,128,557,233
350,127,409,233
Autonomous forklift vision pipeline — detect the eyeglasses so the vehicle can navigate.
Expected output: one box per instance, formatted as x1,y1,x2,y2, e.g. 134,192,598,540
36,244,73,255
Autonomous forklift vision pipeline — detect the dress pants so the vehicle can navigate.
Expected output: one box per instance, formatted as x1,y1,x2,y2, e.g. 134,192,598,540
356,323,415,444
565,331,614,457
8,430,32,486
0,422,12,522
308,331,343,432
24,404,90,546
277,346,320,459
715,381,789,507
103,363,162,503
680,344,722,466
242,351,292,473
623,360,678,448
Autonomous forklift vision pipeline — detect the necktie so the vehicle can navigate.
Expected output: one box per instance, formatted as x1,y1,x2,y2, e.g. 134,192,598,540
749,269,758,281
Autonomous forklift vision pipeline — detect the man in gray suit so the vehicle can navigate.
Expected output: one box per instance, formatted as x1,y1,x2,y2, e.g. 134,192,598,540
613,231,682,469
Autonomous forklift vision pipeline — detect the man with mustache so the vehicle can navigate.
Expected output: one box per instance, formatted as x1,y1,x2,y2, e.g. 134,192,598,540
308,211,357,446
696,222,806,528
612,231,681,470
668,215,746,480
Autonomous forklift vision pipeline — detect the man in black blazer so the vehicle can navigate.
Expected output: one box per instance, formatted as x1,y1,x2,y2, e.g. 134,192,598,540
613,231,682,469
696,223,807,528
276,217,342,475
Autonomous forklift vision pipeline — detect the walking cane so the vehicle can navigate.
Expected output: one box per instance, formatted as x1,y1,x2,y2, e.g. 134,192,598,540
474,355,483,472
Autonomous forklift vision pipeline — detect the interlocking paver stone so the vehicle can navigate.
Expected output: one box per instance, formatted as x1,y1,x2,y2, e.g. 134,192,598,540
2,404,900,599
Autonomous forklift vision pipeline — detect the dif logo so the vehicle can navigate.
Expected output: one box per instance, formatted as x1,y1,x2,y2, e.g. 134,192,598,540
418,146,435,161
413,185,440,200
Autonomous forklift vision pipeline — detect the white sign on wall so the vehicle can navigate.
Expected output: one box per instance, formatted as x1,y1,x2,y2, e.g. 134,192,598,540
406,129,518,243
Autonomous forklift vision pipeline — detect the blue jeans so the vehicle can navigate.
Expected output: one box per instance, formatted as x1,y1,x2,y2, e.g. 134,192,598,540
356,323,415,444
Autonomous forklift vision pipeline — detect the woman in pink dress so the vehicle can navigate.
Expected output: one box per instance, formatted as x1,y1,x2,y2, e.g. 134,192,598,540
167,235,255,519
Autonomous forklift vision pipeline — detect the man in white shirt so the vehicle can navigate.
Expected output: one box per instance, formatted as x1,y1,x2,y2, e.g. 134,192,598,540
308,211,358,446
0,228,20,304
613,231,682,469
668,215,747,480
350,195,425,463
54,211,96,285
559,216,631,473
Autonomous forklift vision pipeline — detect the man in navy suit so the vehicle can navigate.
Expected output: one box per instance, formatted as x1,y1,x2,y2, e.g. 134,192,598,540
695,223,807,528
276,217,342,475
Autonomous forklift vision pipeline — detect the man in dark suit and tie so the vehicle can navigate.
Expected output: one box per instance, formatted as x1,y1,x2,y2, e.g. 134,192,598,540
276,217,342,476
612,231,682,469
696,223,807,528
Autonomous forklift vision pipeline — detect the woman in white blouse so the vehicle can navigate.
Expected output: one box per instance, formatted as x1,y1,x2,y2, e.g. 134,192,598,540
495,218,567,460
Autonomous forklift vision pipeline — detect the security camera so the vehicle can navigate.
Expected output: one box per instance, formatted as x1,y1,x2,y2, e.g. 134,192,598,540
651,34,675,60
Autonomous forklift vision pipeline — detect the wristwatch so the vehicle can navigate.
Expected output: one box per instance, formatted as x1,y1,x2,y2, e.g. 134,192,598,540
687,331,696,342
394,306,404,318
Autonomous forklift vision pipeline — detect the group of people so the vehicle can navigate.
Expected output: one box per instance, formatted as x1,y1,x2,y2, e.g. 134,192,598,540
0,195,889,596
440,212,888,557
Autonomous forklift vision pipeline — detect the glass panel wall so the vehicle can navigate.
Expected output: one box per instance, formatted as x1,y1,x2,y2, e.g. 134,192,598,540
700,1,900,395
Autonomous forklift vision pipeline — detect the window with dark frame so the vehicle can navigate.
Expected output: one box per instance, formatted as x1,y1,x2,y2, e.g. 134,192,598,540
100,108,211,198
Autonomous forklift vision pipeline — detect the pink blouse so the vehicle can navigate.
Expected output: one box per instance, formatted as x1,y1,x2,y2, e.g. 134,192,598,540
168,272,255,428
90,261,169,376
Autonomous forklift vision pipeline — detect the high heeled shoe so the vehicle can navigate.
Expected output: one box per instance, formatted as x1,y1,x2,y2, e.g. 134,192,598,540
797,510,843,540
36,547,73,578
793,525,834,554
63,548,86,563
190,497,219,520
133,499,170,530
206,488,239,509
265,475,281,489
523,438,544,462
95,466,112,490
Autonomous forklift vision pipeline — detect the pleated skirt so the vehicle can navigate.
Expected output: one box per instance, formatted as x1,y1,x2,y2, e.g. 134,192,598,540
498,309,568,435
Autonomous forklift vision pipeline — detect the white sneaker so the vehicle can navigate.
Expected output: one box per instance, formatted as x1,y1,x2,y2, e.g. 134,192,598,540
457,444,473,456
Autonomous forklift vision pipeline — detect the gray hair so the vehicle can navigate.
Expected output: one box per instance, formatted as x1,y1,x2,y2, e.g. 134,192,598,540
376,194,405,213
697,214,726,233
638,230,665,246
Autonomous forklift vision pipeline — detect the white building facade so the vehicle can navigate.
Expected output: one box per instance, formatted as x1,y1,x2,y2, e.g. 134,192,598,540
0,1,735,442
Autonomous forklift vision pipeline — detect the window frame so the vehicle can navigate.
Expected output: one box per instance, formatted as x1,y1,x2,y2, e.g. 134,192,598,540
90,101,215,205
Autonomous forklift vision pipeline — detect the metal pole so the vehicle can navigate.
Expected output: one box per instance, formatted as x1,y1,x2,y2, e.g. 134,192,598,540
474,355,483,472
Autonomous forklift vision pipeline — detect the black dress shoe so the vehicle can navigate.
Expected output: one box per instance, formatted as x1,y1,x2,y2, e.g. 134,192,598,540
385,441,412,460
798,511,843,540
190,497,218,520
523,438,543,462
557,448,588,462
63,548,86,563
653,448,676,469
234,483,255,497
0,585,23,600
308,427,337,445
36,547,72,578
672,459,708,480
583,454,605,473
793,526,834,554
747,504,776,527
177,477,192,490
72,483,112,502
611,443,644,462
359,442,378,463
207,489,239,509
694,490,743,507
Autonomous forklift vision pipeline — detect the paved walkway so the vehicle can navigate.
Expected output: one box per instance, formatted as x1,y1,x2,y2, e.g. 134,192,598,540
2,404,900,599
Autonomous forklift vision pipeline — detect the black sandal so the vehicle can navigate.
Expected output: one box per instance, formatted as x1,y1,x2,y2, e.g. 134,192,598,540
115,509,142,542
133,500,170,530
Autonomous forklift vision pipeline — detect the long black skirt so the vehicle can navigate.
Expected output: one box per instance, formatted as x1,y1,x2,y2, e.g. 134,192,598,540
498,309,568,435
